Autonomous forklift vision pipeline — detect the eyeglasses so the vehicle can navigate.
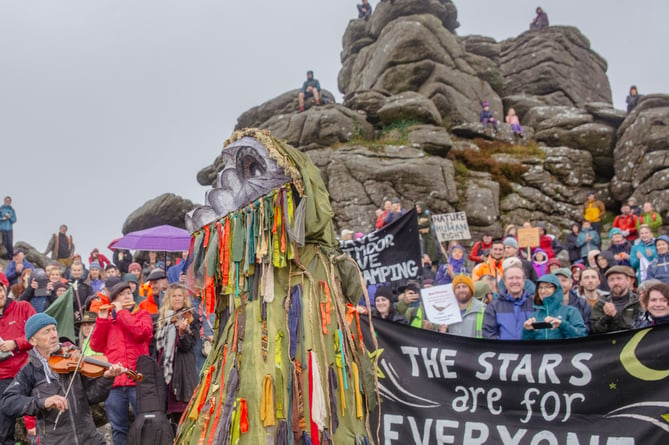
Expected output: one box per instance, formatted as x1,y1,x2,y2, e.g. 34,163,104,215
537,285,555,292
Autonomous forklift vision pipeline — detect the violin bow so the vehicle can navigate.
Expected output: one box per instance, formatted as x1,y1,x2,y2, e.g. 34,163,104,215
53,339,88,430
154,306,195,325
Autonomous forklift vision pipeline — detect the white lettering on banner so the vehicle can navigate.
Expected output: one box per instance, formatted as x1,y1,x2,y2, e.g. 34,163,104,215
451,386,502,415
569,353,593,387
475,352,592,386
382,416,635,445
403,348,593,386
401,346,458,379
520,389,585,424
361,260,418,284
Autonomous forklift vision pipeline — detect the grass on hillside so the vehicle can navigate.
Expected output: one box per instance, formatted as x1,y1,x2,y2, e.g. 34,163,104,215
346,119,424,150
448,138,543,196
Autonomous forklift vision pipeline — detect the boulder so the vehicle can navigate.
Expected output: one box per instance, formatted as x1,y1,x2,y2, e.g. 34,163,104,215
463,178,499,226
256,104,374,150
377,92,442,126
584,102,627,127
339,13,501,126
367,0,459,37
541,146,595,187
407,125,452,156
308,144,458,233
524,106,616,179
451,123,495,140
235,89,337,130
500,27,612,108
122,193,197,234
610,95,669,221
343,90,390,126
461,35,501,60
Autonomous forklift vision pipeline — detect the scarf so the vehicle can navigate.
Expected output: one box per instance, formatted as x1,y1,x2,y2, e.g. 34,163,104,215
155,310,178,384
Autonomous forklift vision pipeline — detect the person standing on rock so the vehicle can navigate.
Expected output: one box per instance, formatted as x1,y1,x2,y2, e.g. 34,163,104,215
583,191,605,237
298,70,320,112
0,197,16,260
44,224,75,268
626,85,640,112
529,7,549,30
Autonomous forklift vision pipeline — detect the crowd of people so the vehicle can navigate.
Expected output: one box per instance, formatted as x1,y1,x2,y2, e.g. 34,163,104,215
0,210,213,444
361,193,668,344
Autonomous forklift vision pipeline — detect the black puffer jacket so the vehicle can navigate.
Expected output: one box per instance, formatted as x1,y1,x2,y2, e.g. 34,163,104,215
0,348,113,445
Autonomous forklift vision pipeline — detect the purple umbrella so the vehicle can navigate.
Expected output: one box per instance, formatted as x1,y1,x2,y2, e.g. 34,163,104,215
110,225,191,252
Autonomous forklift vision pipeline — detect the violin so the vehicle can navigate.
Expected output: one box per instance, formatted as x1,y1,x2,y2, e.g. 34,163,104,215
48,347,143,383
170,307,194,326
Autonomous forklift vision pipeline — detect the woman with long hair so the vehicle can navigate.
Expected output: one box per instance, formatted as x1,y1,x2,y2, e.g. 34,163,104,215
155,283,199,430
86,262,105,293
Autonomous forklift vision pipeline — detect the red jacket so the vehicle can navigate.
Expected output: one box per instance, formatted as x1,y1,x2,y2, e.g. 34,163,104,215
469,240,492,263
89,307,153,387
0,299,36,380
539,235,555,259
613,214,638,241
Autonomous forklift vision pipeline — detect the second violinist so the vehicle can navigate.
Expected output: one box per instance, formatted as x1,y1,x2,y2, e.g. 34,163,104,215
155,283,199,430
90,281,153,445
0,313,125,444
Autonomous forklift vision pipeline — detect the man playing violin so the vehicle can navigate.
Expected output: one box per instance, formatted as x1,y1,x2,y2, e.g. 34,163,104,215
90,281,152,445
0,313,125,444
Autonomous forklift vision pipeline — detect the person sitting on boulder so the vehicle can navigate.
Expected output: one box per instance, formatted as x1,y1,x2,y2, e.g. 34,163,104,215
505,108,524,138
357,0,372,20
298,70,321,112
626,85,640,113
479,101,499,133
530,7,549,30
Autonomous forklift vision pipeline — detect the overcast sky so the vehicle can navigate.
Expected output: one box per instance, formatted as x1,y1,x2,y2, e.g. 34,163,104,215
1,0,666,262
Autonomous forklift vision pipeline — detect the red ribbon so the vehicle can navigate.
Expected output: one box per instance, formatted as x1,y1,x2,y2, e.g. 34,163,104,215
239,398,249,433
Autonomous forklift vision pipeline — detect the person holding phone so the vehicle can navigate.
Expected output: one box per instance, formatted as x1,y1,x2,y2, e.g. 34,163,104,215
522,274,587,340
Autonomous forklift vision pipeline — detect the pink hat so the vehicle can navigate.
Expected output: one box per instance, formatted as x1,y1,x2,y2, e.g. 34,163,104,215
129,262,142,273
0,272,8,289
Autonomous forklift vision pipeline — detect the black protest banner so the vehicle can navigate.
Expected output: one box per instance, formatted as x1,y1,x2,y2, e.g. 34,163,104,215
341,209,421,286
364,318,669,444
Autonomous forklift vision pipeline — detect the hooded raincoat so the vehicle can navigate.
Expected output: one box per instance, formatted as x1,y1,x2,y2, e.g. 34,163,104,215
522,274,587,340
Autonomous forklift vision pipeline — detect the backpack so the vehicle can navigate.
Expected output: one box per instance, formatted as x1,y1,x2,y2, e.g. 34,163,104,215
128,355,174,445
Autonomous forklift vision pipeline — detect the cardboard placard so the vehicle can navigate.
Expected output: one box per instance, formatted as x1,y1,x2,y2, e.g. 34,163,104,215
432,212,471,242
517,227,540,248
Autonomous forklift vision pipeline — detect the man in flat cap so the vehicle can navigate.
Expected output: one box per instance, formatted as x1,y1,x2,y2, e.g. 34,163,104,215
590,265,642,333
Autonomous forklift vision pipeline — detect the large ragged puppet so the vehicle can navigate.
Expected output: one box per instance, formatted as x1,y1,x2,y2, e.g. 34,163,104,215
177,129,378,444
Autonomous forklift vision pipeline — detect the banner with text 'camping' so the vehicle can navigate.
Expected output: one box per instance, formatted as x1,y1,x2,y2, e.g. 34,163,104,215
364,318,669,444
340,209,421,286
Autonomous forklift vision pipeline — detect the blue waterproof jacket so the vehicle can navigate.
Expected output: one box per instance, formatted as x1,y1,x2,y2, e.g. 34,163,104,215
482,287,534,340
522,274,587,340
647,251,669,284
630,239,656,282
0,204,16,231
